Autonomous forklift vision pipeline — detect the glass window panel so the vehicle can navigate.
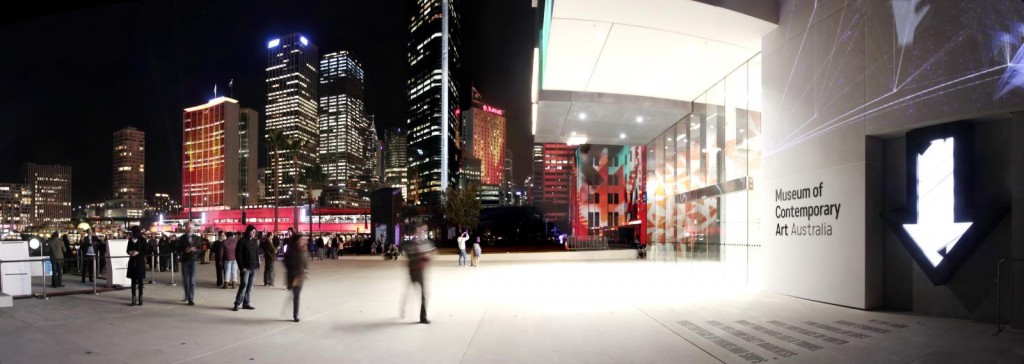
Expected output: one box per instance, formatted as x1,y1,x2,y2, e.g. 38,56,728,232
664,128,675,244
725,62,748,181
706,79,725,186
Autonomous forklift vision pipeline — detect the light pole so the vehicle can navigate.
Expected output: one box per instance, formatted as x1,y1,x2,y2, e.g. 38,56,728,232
309,188,322,237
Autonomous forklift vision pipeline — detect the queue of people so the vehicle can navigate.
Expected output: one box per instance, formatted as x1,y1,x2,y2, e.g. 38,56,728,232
37,222,457,326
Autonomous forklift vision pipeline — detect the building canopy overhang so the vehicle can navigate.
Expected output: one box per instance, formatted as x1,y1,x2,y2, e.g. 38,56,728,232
534,0,776,145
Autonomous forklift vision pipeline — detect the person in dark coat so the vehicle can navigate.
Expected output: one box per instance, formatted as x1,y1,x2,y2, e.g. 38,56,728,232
260,232,278,286
47,232,66,287
176,225,202,305
211,232,225,287
233,225,260,311
285,233,310,322
126,226,151,306
80,230,98,283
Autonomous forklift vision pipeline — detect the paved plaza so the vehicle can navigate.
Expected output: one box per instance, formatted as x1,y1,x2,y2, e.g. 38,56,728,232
1,255,1022,363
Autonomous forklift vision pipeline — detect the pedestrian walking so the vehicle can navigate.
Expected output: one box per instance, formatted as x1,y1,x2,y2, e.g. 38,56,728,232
233,225,260,311
285,233,310,322
177,225,201,305
46,232,65,287
126,226,150,306
400,222,435,324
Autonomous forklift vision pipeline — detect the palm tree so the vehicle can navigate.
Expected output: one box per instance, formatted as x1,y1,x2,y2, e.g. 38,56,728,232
284,139,312,232
300,164,329,235
264,130,289,234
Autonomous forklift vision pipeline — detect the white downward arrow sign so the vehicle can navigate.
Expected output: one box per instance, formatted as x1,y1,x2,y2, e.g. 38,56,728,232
903,137,972,267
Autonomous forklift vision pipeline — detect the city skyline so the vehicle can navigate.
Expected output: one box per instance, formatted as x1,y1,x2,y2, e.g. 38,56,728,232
0,1,536,205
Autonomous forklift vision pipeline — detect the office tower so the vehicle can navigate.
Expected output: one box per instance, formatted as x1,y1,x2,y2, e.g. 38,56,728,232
239,108,259,206
266,33,319,203
0,183,30,233
383,128,409,199
364,116,380,182
533,143,575,231
501,149,514,205
461,156,481,189
151,193,172,214
23,163,72,226
462,87,507,187
112,127,145,210
319,50,368,208
182,97,241,210
406,0,464,205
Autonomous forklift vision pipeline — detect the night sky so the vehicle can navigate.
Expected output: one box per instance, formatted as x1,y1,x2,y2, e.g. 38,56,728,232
0,0,536,206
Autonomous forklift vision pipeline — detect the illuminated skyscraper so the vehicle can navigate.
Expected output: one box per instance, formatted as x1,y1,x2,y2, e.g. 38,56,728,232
266,33,319,203
239,108,259,206
0,183,30,233
501,149,514,206
406,0,464,205
319,50,367,208
462,87,507,187
23,163,72,226
533,143,575,231
182,97,241,210
383,128,408,199
112,127,145,209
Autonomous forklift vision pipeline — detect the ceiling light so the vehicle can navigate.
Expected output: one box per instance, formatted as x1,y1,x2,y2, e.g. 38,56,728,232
636,116,643,123
571,131,577,136
579,113,587,120
620,133,626,139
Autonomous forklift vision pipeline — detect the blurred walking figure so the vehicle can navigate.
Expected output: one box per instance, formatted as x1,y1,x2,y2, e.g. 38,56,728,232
177,224,202,305
126,226,150,306
285,233,310,322
456,231,468,267
47,232,65,287
261,232,278,286
400,222,436,324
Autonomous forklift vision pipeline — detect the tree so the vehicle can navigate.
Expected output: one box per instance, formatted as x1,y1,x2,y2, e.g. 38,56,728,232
442,183,482,235
286,139,312,232
300,164,328,234
264,130,288,234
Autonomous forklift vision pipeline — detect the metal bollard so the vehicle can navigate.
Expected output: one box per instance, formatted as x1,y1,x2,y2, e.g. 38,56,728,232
169,252,176,286
92,257,98,294
148,253,156,284
41,259,47,300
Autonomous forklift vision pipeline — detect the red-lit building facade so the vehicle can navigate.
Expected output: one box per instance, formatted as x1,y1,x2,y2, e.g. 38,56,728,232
182,97,241,211
462,88,506,187
157,206,370,235
531,143,576,235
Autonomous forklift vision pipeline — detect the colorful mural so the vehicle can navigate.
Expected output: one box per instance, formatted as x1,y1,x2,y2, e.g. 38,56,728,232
572,144,645,240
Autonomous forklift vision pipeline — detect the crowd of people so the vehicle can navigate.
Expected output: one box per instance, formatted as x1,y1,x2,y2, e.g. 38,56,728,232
37,221,451,324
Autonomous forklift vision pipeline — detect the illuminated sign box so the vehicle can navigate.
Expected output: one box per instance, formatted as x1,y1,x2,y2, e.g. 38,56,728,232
482,105,504,116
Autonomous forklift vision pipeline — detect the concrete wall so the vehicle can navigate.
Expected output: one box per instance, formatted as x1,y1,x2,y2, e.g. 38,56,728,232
762,0,1024,313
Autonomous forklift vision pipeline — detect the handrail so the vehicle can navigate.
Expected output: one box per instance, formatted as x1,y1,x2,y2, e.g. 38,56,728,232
0,252,183,300
995,258,1024,335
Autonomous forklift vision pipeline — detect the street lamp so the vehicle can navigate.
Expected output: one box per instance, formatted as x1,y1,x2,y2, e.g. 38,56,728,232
309,188,322,236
